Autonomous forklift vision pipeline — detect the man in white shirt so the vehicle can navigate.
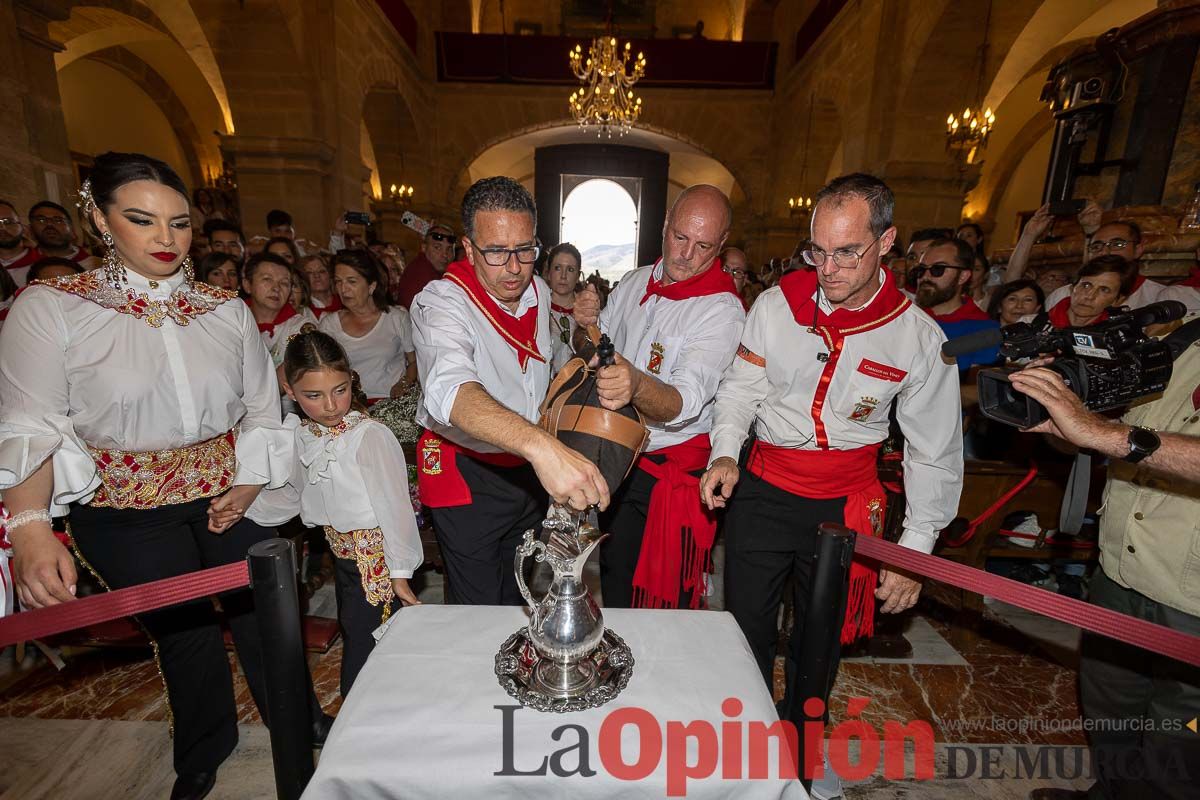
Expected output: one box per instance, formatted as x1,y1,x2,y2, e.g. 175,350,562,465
700,173,963,711
411,177,608,605
573,184,746,609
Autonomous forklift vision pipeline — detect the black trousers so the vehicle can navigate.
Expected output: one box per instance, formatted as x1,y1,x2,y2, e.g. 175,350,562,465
599,464,702,609
333,554,388,697
1080,569,1200,799
722,474,846,712
70,498,323,776
429,456,545,605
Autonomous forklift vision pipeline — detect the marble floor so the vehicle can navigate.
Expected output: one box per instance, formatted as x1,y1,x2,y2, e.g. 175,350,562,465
0,542,1095,799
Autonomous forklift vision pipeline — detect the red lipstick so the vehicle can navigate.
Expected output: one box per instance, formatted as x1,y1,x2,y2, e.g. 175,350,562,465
150,251,177,263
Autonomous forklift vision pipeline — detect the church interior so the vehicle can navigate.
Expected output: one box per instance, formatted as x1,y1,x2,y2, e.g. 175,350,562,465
2,0,1199,798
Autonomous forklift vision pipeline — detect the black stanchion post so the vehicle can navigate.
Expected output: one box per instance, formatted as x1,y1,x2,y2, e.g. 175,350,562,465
248,538,315,800
788,522,856,790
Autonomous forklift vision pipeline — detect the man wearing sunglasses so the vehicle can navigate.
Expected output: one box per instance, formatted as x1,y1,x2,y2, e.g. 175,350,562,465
411,177,608,605
913,237,1000,373
0,199,41,286
701,176,962,777
396,220,458,309
572,184,746,610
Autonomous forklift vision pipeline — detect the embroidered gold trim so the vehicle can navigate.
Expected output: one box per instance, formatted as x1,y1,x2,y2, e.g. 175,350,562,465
322,526,394,621
88,430,237,510
35,271,237,328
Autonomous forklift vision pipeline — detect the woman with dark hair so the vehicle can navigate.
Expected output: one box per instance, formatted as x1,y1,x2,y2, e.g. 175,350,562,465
0,151,328,800
545,242,582,372
988,279,1044,327
319,249,416,402
1047,254,1135,328
196,251,240,292
25,256,84,283
265,235,300,266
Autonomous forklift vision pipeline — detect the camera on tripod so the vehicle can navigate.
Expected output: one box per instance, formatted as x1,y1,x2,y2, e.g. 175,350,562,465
942,301,1192,428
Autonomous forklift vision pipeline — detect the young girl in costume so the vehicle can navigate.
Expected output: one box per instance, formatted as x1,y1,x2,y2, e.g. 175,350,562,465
281,328,423,696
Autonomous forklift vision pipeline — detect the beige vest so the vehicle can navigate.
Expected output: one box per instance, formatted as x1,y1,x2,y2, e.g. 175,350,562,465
1100,338,1200,616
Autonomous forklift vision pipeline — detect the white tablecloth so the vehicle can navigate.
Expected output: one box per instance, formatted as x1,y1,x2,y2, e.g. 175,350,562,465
304,605,807,799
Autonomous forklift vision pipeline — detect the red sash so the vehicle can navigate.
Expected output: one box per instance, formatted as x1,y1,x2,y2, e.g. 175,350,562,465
639,258,739,305
416,429,526,508
254,303,298,336
631,434,717,610
749,441,886,644
443,260,544,370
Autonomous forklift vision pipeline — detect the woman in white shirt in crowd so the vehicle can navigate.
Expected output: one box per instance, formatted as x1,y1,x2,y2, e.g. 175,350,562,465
319,249,416,402
0,151,328,800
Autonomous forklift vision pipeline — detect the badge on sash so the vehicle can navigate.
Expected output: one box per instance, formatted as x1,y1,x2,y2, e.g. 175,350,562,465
421,437,443,475
849,396,879,421
647,342,665,374
868,498,883,537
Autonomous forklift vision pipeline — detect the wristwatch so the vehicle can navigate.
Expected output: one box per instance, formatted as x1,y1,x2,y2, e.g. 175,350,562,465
1124,426,1161,463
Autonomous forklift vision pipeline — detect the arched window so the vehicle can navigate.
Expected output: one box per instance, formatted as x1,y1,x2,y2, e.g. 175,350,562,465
561,178,639,283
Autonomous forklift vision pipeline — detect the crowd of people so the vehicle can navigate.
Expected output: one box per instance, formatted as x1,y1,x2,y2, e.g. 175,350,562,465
1,152,1198,800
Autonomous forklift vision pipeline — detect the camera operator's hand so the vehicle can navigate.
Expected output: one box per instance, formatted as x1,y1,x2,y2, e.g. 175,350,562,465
1008,367,1113,445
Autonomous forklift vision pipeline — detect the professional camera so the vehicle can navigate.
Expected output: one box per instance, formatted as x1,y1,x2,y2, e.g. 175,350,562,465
942,301,1195,428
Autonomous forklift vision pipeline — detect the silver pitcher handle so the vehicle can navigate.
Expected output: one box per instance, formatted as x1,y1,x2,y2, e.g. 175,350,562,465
515,528,546,611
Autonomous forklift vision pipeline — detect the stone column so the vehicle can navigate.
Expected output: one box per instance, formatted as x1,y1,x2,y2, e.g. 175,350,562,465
220,135,335,242
1,1,74,210
884,160,980,243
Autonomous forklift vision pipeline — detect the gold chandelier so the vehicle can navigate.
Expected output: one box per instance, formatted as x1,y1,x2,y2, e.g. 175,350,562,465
568,37,646,138
944,0,997,163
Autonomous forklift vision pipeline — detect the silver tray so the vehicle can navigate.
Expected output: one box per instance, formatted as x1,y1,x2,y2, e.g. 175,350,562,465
495,626,634,713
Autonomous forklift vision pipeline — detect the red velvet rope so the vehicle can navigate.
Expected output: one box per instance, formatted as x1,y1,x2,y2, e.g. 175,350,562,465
855,535,1200,668
942,462,1040,548
0,561,249,649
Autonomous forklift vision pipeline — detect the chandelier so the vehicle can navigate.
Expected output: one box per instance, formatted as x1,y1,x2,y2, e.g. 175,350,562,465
944,0,997,163
568,37,646,138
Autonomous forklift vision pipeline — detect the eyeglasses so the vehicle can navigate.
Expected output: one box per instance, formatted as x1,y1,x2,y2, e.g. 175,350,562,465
469,239,541,267
31,215,69,226
909,263,969,280
1086,238,1133,253
428,231,455,244
0,218,20,229
723,267,746,277
803,232,885,270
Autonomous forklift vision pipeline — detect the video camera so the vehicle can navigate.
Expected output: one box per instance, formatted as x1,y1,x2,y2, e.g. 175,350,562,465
941,301,1197,428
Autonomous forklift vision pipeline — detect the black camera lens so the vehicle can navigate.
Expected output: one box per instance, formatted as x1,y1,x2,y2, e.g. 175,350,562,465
1082,77,1103,98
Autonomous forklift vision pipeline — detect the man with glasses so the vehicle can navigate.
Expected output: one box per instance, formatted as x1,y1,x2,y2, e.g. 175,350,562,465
721,246,751,309
28,201,93,267
701,176,962,784
411,176,608,605
913,237,1000,372
0,199,41,286
571,184,745,610
397,221,457,309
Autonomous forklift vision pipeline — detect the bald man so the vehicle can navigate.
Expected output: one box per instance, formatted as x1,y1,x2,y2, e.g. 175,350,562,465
722,247,751,309
574,185,746,609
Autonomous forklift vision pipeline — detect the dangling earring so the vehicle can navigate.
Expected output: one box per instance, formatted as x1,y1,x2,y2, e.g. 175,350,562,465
101,231,126,289
181,255,195,281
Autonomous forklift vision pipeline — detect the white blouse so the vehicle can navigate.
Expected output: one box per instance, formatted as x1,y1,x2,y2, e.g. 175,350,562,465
0,267,293,519
260,306,318,367
260,413,422,579
318,308,414,400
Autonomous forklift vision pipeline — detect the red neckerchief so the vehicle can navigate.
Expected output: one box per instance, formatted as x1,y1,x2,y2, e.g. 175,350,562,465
550,302,574,314
1047,296,1109,329
254,303,298,336
639,258,739,305
780,267,909,334
310,295,342,319
928,297,990,323
443,259,544,369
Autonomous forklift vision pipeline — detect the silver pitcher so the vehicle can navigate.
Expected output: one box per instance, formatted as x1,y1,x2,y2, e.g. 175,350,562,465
515,504,608,699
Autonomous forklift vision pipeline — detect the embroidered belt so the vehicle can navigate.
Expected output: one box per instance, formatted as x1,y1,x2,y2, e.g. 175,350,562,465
323,526,394,620
87,430,238,510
